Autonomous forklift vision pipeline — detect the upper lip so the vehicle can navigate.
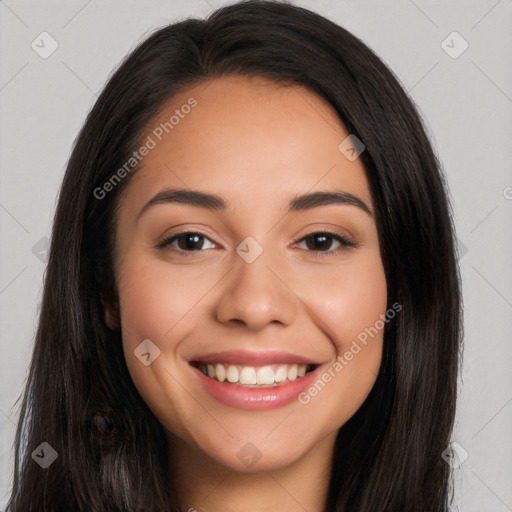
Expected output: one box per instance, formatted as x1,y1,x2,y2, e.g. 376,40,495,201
189,349,320,366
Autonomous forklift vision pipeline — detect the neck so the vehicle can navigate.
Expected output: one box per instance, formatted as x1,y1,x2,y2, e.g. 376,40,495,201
166,431,336,512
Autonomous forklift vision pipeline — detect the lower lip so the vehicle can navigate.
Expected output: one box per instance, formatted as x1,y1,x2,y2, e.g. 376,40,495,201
191,365,320,410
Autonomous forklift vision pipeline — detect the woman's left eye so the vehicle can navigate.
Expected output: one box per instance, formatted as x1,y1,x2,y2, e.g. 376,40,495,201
155,231,356,257
293,232,356,257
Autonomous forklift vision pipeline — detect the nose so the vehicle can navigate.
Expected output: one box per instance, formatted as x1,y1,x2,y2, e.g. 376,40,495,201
214,246,297,332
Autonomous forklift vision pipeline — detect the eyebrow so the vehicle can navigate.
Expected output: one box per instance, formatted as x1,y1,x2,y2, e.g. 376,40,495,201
137,187,373,220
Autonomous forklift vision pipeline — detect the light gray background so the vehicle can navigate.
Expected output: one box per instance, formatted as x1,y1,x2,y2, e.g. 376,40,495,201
1,1,511,510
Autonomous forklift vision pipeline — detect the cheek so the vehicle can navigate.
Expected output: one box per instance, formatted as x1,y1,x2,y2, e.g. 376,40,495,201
114,255,207,392
114,255,216,439
293,256,387,432
306,254,388,353
116,255,214,345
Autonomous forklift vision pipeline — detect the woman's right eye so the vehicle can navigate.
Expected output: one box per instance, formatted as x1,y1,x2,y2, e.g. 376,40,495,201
155,232,216,253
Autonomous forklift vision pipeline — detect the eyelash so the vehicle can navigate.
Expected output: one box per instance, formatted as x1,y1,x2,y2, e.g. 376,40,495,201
154,230,357,258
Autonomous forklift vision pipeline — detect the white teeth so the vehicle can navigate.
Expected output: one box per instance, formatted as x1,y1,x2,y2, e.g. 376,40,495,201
275,365,287,383
215,363,226,382
198,362,310,386
226,365,239,383
239,367,257,385
256,366,274,385
287,365,298,381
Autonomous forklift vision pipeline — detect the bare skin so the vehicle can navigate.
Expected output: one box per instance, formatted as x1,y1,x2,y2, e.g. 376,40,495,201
105,75,387,511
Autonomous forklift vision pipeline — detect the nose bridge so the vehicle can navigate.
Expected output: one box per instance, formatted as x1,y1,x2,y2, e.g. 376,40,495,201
215,236,296,330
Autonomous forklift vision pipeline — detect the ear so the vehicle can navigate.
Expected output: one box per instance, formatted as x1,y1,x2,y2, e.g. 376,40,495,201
103,298,121,331
95,262,121,331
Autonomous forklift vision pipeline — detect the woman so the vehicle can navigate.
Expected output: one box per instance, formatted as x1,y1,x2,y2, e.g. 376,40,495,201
6,1,463,510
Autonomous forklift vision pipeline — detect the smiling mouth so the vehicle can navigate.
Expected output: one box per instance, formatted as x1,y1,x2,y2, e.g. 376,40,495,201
190,362,317,388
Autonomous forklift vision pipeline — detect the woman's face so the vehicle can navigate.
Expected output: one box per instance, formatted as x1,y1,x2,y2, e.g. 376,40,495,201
108,75,387,472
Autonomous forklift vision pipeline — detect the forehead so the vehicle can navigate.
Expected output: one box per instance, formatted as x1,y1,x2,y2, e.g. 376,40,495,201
122,75,372,213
